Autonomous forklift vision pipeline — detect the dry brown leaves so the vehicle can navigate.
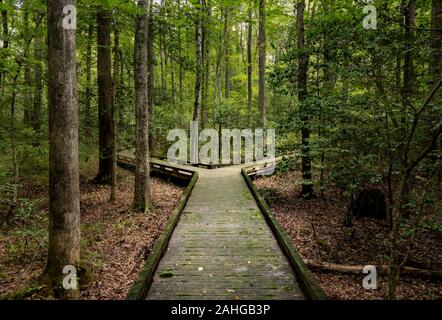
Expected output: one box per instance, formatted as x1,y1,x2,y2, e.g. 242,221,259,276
255,171,442,300
0,168,184,300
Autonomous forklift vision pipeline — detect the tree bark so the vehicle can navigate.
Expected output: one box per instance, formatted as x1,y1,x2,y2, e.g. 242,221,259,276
45,0,80,299
247,6,253,128
192,0,204,123
95,7,115,185
23,10,32,126
147,3,155,150
133,0,151,212
84,20,93,135
430,0,442,84
258,0,267,127
201,0,210,129
0,0,8,95
224,7,231,100
401,1,416,114
1,0,8,49
110,23,120,203
160,0,166,101
0,0,8,94
297,0,314,198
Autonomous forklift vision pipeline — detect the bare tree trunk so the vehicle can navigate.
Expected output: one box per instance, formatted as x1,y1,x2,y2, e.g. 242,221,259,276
84,20,93,136
0,0,8,93
177,0,184,127
44,0,80,299
430,0,442,84
297,0,314,198
160,1,166,101
178,29,184,127
214,37,223,105
193,0,204,123
258,0,267,127
133,0,151,212
247,5,253,128
201,0,210,129
110,23,120,203
147,3,155,150
429,0,442,159
1,0,8,49
401,0,416,123
24,67,32,125
224,7,231,100
9,75,19,223
23,10,32,126
0,0,6,114
95,8,115,185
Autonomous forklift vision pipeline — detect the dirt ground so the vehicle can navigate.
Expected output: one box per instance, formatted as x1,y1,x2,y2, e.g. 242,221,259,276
255,171,442,300
0,169,184,300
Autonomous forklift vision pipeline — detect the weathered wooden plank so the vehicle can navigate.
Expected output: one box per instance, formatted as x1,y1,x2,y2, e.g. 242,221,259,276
145,167,306,300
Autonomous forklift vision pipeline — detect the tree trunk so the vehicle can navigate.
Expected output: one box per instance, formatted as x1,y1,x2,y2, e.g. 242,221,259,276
258,0,267,127
429,0,442,159
178,28,184,127
0,0,8,91
1,0,8,49
201,0,211,130
133,0,151,212
110,23,120,203
401,0,416,119
224,7,231,100
430,0,442,83
193,0,204,123
23,10,32,126
247,6,253,128
160,1,166,101
45,0,80,299
95,8,115,185
147,3,155,150
84,20,93,136
297,0,314,198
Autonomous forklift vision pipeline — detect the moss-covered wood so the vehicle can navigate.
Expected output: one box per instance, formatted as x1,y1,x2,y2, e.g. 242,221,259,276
241,167,327,300
126,172,199,300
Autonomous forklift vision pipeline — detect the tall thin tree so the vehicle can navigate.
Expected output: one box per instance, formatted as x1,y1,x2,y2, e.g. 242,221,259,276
247,4,253,128
95,5,115,185
133,0,151,212
258,0,267,127
297,0,314,198
193,0,204,123
44,0,80,298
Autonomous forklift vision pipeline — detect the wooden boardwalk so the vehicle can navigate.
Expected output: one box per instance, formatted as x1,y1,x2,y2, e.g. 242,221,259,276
145,164,305,300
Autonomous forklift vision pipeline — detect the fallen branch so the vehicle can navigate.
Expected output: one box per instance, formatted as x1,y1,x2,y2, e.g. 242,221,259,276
304,260,442,279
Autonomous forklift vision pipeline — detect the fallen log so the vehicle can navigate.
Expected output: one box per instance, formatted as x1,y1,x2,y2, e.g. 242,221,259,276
304,260,442,279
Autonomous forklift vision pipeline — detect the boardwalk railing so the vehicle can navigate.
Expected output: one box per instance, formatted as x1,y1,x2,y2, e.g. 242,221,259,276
242,164,327,300
117,154,194,182
121,156,199,300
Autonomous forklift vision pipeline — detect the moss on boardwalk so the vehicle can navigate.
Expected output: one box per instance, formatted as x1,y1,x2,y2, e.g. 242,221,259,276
146,167,305,300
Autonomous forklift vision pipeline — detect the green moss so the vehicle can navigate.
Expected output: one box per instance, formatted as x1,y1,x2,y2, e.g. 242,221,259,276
159,271,175,279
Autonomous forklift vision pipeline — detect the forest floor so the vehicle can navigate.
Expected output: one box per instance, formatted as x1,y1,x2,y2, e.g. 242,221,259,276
0,168,184,300
255,171,442,300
